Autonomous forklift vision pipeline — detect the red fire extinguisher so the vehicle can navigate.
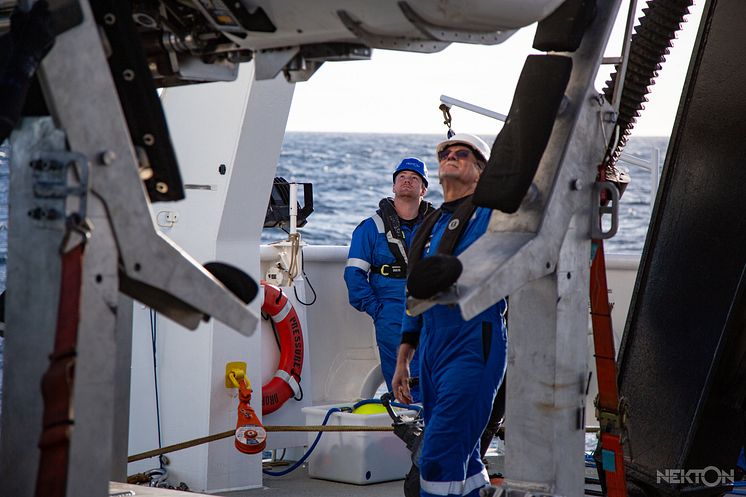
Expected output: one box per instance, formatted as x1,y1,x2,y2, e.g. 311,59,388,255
234,376,267,454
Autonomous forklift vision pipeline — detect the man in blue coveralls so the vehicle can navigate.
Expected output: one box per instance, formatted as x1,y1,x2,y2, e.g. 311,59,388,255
392,134,507,497
344,158,432,401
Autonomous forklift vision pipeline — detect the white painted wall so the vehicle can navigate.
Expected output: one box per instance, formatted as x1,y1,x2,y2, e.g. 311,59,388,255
128,63,295,492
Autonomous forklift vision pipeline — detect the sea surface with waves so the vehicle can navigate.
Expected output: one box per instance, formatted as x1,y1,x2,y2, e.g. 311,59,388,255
0,133,668,407
264,132,668,253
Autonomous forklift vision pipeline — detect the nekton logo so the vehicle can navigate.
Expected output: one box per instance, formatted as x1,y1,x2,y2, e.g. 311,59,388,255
656,467,734,487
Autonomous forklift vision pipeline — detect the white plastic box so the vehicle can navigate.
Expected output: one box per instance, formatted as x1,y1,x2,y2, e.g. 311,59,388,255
301,403,416,485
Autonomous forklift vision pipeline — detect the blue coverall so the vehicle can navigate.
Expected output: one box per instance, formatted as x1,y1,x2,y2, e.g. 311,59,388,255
402,203,507,497
344,210,421,400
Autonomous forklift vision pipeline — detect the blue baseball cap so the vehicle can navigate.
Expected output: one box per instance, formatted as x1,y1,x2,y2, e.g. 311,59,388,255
393,157,429,187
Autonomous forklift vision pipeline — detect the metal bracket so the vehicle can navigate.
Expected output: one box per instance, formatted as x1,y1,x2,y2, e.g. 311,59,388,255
494,478,558,497
398,1,512,45
28,150,89,227
337,10,449,53
591,182,620,240
251,46,300,80
30,150,88,201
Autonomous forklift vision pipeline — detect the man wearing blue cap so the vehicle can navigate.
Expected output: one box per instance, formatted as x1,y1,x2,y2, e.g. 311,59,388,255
344,158,433,400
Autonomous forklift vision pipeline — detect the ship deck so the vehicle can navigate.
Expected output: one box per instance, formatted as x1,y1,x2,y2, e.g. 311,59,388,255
111,466,405,497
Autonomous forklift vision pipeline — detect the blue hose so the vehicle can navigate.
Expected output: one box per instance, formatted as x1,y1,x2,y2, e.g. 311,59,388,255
262,407,341,476
262,399,421,477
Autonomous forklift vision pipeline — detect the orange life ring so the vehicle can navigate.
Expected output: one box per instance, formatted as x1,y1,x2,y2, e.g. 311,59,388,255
261,281,304,415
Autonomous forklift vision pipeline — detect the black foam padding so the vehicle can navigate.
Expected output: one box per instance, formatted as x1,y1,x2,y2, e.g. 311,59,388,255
407,255,462,300
204,262,259,305
90,0,185,203
533,0,596,53
473,55,572,213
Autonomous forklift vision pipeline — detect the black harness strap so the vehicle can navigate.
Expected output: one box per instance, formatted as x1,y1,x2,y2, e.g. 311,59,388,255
408,195,478,274
376,198,433,278
378,198,408,267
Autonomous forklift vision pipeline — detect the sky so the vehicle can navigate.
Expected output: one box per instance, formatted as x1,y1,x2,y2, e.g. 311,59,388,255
285,1,705,138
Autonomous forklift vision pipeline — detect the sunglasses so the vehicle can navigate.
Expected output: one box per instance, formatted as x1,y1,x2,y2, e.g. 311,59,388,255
438,148,472,161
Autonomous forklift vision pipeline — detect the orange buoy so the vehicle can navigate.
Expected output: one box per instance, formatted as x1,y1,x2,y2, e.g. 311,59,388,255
261,282,304,415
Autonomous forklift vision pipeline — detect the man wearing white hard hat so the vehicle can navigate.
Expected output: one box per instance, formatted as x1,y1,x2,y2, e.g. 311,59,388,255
393,133,507,497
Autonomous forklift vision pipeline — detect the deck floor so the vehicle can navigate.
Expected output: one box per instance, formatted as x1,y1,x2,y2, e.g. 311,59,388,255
112,468,404,497
222,465,405,497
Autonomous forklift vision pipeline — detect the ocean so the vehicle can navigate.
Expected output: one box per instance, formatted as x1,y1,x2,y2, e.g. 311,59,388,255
0,133,667,410
263,132,668,252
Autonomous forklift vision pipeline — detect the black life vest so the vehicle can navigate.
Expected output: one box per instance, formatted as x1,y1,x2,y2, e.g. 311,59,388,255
407,195,478,273
372,198,434,278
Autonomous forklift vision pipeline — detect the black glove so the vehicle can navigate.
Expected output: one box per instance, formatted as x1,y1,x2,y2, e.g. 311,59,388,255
407,254,463,300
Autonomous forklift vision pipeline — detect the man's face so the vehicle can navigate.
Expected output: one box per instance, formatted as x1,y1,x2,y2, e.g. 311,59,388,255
393,170,426,199
438,145,481,185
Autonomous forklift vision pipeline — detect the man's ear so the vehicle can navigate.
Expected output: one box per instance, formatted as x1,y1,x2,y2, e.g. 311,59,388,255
421,186,427,197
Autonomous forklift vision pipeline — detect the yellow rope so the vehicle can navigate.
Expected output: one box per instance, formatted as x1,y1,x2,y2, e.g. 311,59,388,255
128,424,602,463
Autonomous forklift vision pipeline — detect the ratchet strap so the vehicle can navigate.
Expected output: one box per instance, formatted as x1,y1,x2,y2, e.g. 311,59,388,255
590,237,628,497
35,241,86,497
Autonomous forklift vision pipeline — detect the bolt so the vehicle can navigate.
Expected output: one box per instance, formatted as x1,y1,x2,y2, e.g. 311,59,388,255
27,207,59,220
571,179,583,191
139,166,154,180
218,164,227,175
143,133,155,146
122,69,135,81
103,13,116,25
155,181,169,194
100,150,117,165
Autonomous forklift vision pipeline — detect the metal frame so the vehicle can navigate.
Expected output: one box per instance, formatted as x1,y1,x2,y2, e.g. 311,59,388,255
398,1,515,45
0,0,261,495
337,9,449,53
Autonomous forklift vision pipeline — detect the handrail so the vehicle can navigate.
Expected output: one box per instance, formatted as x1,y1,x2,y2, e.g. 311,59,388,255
618,148,660,205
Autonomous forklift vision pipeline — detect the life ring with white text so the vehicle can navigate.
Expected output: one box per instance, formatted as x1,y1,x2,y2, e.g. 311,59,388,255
261,282,304,415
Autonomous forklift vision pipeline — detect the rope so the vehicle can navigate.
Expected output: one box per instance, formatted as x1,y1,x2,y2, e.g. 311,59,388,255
287,232,301,284
127,424,394,463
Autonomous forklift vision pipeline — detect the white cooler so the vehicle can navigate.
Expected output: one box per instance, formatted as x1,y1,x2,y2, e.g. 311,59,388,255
301,402,416,485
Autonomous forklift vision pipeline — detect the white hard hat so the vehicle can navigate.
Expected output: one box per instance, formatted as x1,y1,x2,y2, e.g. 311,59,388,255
436,133,491,162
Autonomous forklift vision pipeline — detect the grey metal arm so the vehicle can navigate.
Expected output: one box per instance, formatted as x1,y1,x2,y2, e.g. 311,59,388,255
38,0,257,334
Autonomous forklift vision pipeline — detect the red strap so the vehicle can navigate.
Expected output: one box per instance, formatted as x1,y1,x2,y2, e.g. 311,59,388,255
590,240,628,497
590,241,619,411
35,243,85,497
